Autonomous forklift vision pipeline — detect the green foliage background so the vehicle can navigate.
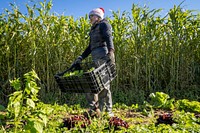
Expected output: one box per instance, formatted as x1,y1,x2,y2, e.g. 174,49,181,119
0,1,200,106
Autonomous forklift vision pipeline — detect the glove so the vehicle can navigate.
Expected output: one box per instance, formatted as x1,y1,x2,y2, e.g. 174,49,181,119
107,49,115,64
74,56,83,64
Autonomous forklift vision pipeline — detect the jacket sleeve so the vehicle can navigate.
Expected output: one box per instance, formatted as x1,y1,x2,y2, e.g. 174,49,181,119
99,21,114,52
80,43,91,59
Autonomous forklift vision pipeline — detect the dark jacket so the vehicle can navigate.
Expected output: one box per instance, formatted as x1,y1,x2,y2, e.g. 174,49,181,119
81,19,114,59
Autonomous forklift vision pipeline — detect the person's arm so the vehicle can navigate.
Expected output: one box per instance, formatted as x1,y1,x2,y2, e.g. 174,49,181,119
74,38,91,65
80,44,91,60
100,21,114,52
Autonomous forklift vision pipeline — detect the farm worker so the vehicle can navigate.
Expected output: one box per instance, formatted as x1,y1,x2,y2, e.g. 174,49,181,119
74,7,115,117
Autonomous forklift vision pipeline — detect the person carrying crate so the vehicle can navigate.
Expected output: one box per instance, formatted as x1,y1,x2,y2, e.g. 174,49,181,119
74,7,115,117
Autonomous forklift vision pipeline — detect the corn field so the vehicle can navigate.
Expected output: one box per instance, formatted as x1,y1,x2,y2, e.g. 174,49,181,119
0,1,200,106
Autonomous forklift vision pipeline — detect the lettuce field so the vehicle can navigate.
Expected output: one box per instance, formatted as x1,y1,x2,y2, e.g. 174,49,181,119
0,70,200,132
0,1,200,132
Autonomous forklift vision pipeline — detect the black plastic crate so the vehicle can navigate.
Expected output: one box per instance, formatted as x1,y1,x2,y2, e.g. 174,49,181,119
55,61,116,93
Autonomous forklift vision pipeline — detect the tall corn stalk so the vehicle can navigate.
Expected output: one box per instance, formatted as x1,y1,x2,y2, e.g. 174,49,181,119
0,1,200,105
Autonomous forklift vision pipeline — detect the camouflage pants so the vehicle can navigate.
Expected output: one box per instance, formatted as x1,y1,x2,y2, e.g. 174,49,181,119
85,47,114,115
85,84,113,113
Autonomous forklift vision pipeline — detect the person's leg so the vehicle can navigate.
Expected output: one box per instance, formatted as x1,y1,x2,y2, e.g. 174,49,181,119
104,84,114,116
98,84,114,117
84,93,101,117
98,89,106,112
85,93,98,109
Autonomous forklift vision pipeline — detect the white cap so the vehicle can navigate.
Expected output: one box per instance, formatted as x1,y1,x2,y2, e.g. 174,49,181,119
89,7,105,19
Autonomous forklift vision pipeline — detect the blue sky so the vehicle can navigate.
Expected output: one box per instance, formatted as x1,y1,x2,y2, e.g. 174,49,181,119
0,0,199,18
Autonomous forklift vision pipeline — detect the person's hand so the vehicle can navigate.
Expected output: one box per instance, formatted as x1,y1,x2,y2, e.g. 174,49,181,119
107,49,115,64
74,56,82,64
